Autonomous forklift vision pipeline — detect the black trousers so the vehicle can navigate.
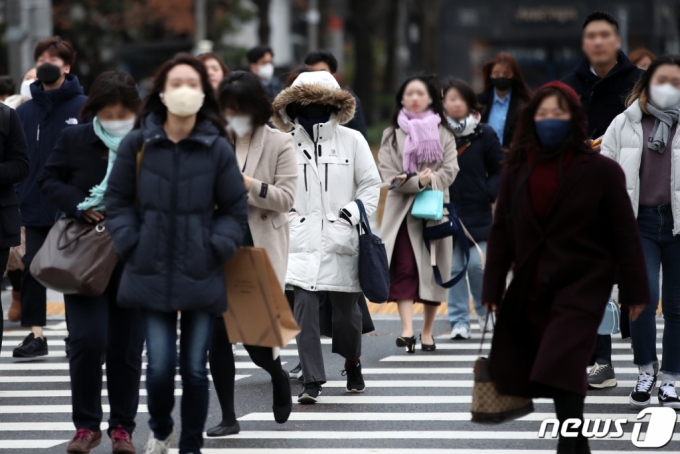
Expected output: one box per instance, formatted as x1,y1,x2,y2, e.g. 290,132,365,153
65,266,144,434
0,247,9,351
21,226,50,327
209,318,285,425
552,387,590,453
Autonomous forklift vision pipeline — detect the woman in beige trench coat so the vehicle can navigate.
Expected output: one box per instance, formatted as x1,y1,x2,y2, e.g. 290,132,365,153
379,75,459,353
208,71,298,436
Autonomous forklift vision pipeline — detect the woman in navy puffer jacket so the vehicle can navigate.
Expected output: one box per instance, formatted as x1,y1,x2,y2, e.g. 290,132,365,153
105,54,248,454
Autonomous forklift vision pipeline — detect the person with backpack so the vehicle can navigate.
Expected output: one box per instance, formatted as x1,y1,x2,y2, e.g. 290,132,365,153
442,79,504,340
0,100,30,351
14,36,87,359
39,71,144,454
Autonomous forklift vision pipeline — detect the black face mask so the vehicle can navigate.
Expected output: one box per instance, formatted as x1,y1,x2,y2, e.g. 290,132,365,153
490,77,513,91
37,63,63,85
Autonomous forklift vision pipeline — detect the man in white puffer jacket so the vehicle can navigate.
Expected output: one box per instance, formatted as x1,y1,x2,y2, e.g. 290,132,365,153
272,71,381,403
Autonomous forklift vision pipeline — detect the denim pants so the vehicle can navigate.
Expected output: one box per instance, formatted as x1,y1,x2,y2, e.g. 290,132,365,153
447,241,487,329
143,310,214,454
631,206,680,375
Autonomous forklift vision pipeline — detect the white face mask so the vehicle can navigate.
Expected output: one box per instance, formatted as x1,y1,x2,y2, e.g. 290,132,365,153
99,118,135,137
160,86,205,117
20,79,35,99
649,83,680,110
226,115,252,138
257,63,275,82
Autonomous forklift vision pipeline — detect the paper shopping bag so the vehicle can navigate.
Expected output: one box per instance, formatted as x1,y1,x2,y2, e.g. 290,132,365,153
223,247,300,347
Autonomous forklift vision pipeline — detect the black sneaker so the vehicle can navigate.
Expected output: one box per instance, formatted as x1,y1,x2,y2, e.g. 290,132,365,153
587,363,617,389
658,383,680,409
629,372,656,408
289,363,303,381
12,333,48,359
342,362,366,393
297,382,322,404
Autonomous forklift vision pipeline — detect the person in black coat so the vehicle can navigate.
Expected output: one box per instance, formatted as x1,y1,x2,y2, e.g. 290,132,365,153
39,71,144,454
560,12,644,140
477,52,533,149
105,54,248,454
442,79,504,341
0,103,29,351
559,11,644,389
14,37,88,359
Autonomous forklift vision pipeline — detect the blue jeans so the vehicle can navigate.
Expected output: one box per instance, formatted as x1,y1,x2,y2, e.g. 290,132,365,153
447,241,487,329
143,310,214,454
631,206,680,375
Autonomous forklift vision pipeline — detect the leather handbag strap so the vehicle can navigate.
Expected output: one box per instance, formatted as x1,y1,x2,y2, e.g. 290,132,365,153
424,203,470,289
477,311,496,358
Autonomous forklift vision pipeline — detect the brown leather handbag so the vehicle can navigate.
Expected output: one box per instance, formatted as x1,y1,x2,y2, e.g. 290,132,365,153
30,218,118,296
471,315,534,423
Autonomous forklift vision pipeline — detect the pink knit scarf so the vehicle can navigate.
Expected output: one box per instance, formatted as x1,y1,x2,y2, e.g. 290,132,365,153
397,108,444,173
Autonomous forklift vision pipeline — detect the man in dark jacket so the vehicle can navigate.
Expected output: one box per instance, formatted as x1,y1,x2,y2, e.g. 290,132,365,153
560,11,643,389
304,50,368,139
0,103,29,351
13,36,87,359
247,45,283,102
561,11,644,140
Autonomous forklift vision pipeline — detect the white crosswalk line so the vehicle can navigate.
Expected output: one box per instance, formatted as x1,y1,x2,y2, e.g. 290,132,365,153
0,362,273,371
0,374,250,383
0,389,183,397
0,405,148,414
171,450,669,454
0,439,68,449
290,395,661,405
421,343,656,350
380,354,655,362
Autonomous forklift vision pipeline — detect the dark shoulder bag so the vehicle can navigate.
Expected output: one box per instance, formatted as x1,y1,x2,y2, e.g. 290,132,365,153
355,199,390,303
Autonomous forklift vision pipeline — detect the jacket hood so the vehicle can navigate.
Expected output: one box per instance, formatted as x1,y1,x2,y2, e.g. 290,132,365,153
574,50,639,83
141,113,222,147
271,71,356,132
30,74,85,112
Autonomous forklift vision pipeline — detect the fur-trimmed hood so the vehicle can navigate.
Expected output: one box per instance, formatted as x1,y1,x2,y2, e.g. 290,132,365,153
271,71,356,132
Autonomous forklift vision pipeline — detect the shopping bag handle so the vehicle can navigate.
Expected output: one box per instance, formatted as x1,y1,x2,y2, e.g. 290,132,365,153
477,311,496,358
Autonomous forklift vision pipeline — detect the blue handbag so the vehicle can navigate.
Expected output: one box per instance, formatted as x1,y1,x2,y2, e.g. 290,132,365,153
411,189,444,221
355,199,390,303
598,299,621,335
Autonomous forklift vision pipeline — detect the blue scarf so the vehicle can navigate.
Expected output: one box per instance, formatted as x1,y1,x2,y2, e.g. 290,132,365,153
77,117,125,212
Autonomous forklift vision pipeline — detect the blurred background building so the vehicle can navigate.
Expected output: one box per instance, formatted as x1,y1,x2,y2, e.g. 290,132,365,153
2,0,680,143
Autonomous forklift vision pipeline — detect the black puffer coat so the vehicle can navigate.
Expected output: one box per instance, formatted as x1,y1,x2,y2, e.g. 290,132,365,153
105,114,248,313
448,124,504,242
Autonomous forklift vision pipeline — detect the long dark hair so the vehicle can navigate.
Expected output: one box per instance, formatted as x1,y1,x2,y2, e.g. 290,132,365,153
442,78,485,115
136,53,226,134
482,53,532,104
506,82,591,166
626,53,680,114
218,71,273,127
389,74,453,146
80,71,141,121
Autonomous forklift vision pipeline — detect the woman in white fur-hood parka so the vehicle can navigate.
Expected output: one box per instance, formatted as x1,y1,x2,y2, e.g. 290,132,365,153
271,70,381,404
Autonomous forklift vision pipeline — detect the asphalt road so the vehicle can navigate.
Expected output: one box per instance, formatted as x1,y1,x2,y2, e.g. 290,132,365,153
0,291,678,454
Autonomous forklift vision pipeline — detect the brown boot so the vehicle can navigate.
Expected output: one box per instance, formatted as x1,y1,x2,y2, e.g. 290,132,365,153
111,425,136,454
7,291,20,322
66,429,102,453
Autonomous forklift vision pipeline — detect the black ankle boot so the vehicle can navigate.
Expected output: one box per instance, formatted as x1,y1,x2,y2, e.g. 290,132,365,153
272,369,292,423
206,420,240,437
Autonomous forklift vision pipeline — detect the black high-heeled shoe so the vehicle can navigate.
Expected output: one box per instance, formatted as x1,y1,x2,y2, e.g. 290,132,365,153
420,334,436,352
396,335,416,353
206,420,240,437
272,369,292,423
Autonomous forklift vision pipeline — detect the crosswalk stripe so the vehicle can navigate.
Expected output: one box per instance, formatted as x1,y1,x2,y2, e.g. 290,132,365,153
0,440,67,449
199,430,680,441
360,367,650,375
320,380,656,388
237,412,677,422
0,350,298,358
421,343,655,350
291,395,661,405
0,389,183,397
380,354,654,362
0,375,250,383
171,450,670,454
0,405,148,414
0,362,274,371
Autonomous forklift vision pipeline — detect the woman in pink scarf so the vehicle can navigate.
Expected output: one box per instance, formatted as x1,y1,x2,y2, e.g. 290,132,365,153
378,75,459,353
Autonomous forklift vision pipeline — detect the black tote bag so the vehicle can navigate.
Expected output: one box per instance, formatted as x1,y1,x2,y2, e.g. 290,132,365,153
355,199,390,303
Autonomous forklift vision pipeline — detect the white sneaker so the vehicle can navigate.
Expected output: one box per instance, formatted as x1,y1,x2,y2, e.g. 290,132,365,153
479,313,495,333
450,325,471,340
145,428,176,454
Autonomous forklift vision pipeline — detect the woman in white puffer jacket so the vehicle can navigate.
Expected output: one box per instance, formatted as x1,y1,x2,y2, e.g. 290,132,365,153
601,54,680,410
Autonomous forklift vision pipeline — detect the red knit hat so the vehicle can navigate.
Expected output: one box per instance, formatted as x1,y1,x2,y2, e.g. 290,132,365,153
536,81,581,105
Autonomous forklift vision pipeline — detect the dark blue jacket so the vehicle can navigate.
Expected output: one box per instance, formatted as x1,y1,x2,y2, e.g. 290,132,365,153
561,51,644,139
105,114,248,313
448,124,504,243
39,123,108,218
16,75,87,227
0,106,29,248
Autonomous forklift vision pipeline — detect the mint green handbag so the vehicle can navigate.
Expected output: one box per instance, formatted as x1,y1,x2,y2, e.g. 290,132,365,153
411,179,444,221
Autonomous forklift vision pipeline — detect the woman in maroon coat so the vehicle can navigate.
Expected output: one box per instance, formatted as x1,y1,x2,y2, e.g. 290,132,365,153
482,82,650,454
